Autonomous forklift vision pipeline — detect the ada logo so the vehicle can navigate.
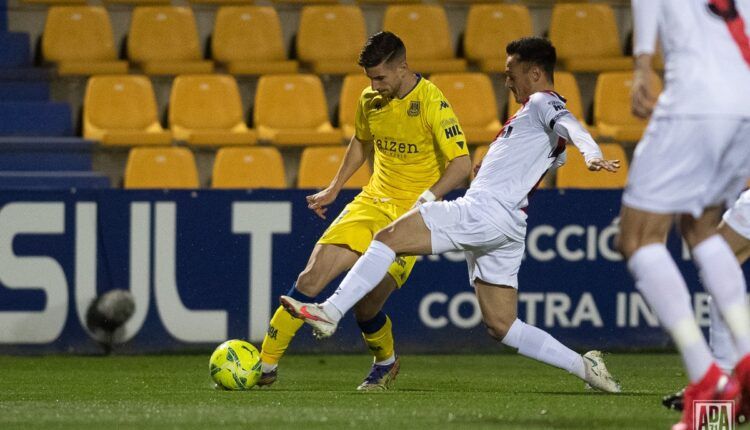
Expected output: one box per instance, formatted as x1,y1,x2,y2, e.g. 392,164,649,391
694,401,734,430
408,101,420,116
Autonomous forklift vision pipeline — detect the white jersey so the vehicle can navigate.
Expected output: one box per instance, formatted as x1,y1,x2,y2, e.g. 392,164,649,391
633,0,750,117
466,91,602,241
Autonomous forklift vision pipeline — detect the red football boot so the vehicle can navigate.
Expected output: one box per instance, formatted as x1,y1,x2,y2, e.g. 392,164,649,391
672,363,740,430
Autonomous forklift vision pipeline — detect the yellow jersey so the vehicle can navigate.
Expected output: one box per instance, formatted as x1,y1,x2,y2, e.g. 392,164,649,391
354,76,469,209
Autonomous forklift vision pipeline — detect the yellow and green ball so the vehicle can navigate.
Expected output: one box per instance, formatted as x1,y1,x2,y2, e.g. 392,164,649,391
209,339,262,390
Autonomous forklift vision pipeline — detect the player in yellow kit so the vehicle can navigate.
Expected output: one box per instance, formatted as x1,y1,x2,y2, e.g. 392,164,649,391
257,31,471,390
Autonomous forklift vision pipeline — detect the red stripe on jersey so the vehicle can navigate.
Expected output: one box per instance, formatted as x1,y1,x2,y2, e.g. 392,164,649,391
709,0,750,67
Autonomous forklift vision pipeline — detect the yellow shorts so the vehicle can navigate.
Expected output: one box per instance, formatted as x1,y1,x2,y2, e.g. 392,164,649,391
318,195,416,287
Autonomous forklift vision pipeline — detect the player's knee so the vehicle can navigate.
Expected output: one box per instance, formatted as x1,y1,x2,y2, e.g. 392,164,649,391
484,317,513,342
616,232,640,260
372,228,396,247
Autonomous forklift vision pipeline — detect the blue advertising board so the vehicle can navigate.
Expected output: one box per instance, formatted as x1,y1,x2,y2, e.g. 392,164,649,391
0,189,730,354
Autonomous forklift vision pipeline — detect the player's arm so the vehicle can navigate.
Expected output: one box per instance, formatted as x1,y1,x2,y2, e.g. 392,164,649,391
631,0,660,118
306,136,372,219
552,115,619,172
419,97,471,205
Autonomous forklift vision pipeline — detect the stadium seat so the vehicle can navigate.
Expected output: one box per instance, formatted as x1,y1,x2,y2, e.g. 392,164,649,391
506,71,595,137
254,74,341,146
103,0,170,6
339,73,370,140
549,4,631,72
212,147,286,189
0,136,94,171
297,5,366,75
20,0,86,5
298,146,370,189
42,7,128,76
169,75,256,146
0,82,49,101
556,143,628,188
0,171,110,189
274,0,338,4
189,0,252,4
464,4,533,73
212,6,298,75
124,147,199,189
470,144,488,180
0,32,31,68
428,73,500,145
383,5,466,73
84,75,172,146
127,7,213,75
592,71,662,142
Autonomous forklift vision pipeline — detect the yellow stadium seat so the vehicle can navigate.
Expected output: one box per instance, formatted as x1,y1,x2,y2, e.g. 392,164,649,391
298,146,370,189
22,0,85,5
275,0,338,4
169,75,256,147
383,5,466,73
297,5,366,75
84,75,172,146
556,143,628,188
42,7,128,76
592,71,662,142
464,4,532,73
428,73,500,145
339,74,371,140
254,74,342,146
549,4,631,72
189,0,252,5
104,0,169,6
128,7,213,75
212,147,286,189
124,147,199,189
507,72,596,137
212,6,298,75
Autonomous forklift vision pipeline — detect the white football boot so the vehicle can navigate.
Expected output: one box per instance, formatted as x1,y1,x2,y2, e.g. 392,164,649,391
279,295,338,339
583,350,622,393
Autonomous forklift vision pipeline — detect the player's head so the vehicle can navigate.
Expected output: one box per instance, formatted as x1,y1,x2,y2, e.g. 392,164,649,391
505,37,556,103
359,31,409,98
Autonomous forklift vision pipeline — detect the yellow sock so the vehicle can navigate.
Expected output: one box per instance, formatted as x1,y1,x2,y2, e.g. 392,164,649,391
260,305,304,365
362,315,395,363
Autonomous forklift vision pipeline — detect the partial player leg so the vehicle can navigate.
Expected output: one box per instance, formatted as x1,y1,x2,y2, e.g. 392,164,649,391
353,275,399,391
475,280,620,393
259,244,359,384
619,205,740,427
283,208,433,337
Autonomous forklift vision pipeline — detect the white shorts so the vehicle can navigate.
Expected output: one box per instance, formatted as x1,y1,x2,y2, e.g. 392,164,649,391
723,190,750,240
418,197,525,288
623,117,750,217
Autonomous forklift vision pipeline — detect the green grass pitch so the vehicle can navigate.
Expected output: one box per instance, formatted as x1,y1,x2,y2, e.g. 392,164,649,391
0,353,686,429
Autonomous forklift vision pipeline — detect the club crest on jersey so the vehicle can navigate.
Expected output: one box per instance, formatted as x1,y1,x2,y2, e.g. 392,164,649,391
407,101,420,117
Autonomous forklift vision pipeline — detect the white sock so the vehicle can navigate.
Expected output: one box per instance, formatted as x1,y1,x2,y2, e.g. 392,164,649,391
323,240,396,319
628,244,713,382
693,235,750,356
261,361,277,373
502,319,586,380
375,354,396,366
709,296,740,372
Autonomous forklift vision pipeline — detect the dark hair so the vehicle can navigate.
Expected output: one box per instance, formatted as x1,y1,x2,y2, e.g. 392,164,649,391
358,31,406,68
506,37,556,83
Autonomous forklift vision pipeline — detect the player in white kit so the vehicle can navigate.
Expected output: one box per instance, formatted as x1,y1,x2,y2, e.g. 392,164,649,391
620,1,750,428
280,37,622,393
663,190,750,411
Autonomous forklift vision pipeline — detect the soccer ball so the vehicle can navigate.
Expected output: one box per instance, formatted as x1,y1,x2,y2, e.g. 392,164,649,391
209,339,262,390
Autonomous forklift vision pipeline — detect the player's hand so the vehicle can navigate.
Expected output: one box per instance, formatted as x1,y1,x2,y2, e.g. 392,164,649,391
306,187,338,219
587,158,620,172
631,69,657,119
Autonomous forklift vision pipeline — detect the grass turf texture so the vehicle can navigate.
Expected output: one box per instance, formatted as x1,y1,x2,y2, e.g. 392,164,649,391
0,353,685,429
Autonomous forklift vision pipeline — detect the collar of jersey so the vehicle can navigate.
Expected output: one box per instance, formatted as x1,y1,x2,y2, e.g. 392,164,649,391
391,73,422,102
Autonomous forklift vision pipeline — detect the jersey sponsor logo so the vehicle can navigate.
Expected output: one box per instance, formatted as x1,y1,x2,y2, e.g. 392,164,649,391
548,101,566,112
375,138,419,157
439,101,450,110
407,101,421,117
444,125,463,139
